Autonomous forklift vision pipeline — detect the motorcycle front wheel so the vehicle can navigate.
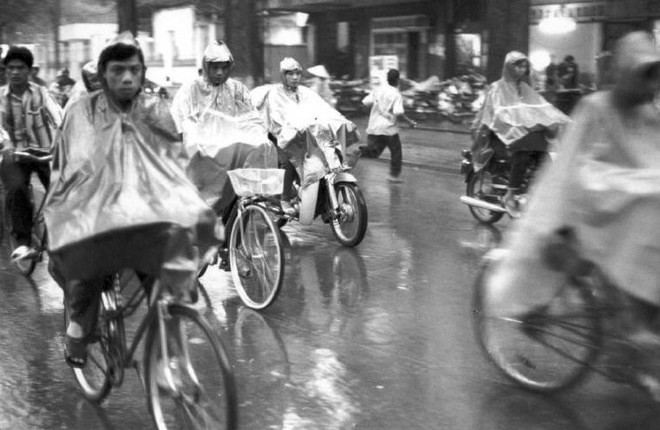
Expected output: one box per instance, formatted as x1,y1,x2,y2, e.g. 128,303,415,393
466,171,505,224
330,182,368,247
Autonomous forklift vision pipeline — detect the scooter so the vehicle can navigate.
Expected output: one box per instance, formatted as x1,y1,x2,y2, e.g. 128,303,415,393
281,131,368,248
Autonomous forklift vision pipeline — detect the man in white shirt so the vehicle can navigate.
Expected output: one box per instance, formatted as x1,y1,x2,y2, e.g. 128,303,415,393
350,69,416,182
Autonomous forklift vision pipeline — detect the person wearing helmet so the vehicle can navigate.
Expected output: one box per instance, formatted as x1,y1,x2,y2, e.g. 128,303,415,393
171,40,253,130
66,61,102,108
171,41,276,262
46,32,217,368
49,67,76,107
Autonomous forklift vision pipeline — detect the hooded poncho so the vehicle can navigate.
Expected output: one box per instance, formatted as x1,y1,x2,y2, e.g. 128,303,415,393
170,41,277,216
251,78,358,188
483,32,660,316
472,51,570,146
44,33,217,282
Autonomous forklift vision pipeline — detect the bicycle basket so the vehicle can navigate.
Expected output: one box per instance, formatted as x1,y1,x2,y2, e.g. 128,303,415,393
227,168,285,197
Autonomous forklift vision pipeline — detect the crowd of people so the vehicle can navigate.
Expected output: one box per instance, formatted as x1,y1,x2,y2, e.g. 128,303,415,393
0,27,659,401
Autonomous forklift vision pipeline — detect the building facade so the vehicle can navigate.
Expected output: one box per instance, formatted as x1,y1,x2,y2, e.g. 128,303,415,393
530,0,660,87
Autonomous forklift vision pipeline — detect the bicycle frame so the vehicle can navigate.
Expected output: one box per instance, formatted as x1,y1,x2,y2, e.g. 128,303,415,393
101,275,188,390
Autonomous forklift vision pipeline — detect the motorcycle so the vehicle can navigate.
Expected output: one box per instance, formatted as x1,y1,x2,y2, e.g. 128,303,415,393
459,135,546,224
280,124,368,247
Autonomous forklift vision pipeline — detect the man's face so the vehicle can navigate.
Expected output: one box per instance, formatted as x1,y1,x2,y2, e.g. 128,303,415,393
513,61,529,80
207,61,231,85
284,70,301,89
6,59,31,87
102,55,143,103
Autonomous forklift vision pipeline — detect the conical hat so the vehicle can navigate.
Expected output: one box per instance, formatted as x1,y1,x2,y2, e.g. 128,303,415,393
307,65,329,79
203,41,233,63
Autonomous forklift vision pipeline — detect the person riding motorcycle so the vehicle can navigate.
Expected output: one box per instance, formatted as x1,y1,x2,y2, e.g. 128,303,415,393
471,51,570,216
486,31,660,399
251,57,359,215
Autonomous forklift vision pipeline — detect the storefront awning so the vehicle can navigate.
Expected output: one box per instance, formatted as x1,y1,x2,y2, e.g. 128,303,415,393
265,0,409,13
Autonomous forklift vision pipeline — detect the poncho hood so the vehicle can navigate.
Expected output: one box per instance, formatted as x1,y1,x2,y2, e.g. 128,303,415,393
472,51,570,146
501,51,530,84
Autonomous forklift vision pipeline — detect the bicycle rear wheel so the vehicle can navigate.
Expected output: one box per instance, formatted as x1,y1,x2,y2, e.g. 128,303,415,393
66,276,122,403
473,256,603,392
229,204,284,310
144,304,238,430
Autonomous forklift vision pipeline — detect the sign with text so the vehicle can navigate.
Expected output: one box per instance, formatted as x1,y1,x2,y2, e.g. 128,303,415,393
530,2,607,24
369,55,399,88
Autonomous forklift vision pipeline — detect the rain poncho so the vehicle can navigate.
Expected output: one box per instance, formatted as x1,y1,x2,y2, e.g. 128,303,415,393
171,41,277,216
44,91,217,282
471,52,570,170
485,32,660,315
252,82,358,188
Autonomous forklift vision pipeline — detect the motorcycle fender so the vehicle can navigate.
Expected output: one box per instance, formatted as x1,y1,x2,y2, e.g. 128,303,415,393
332,171,358,184
461,161,473,182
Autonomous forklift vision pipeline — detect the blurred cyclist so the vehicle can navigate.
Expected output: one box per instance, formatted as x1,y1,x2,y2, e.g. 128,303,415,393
0,46,63,261
494,31,660,398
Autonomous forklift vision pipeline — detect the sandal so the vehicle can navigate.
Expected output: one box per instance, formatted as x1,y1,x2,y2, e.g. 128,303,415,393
64,335,88,368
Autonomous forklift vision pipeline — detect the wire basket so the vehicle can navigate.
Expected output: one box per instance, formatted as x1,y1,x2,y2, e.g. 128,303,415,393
227,168,285,197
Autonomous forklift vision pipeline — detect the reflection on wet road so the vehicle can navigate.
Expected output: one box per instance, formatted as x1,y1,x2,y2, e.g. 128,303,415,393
0,160,657,429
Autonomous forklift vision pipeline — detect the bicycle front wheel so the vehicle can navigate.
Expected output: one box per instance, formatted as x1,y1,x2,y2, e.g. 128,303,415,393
145,304,238,430
472,256,602,392
229,204,284,310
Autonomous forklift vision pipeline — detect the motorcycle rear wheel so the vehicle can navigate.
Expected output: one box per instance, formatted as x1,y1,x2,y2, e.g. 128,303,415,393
466,171,505,224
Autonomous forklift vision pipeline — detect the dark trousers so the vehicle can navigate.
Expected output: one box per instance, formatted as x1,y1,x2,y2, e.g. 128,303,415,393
360,134,402,177
509,150,547,191
0,157,50,246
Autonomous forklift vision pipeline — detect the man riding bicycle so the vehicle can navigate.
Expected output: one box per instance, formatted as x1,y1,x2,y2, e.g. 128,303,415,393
44,33,217,368
489,31,660,398
170,41,277,253
0,46,63,261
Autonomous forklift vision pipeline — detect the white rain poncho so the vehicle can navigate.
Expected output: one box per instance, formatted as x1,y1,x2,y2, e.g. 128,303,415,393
171,41,277,216
252,82,358,188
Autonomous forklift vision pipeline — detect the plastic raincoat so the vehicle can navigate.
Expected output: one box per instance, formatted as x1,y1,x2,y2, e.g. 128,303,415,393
471,51,570,171
44,91,217,282
485,32,660,316
171,41,277,217
251,82,358,188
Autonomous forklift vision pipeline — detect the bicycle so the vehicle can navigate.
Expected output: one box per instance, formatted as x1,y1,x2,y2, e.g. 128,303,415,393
472,226,658,395
224,168,286,310
67,269,238,429
2,148,52,276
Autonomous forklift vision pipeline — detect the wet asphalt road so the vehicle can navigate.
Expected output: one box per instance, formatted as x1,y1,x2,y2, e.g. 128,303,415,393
0,128,659,429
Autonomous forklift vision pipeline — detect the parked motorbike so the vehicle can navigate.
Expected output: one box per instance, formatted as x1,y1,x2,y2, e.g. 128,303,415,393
280,125,368,247
459,144,545,224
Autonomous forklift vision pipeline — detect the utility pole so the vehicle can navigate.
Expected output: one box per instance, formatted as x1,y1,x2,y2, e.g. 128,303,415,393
118,0,138,35
225,0,264,86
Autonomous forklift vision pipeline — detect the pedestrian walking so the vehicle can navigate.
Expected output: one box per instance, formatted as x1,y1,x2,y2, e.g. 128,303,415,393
348,69,416,183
